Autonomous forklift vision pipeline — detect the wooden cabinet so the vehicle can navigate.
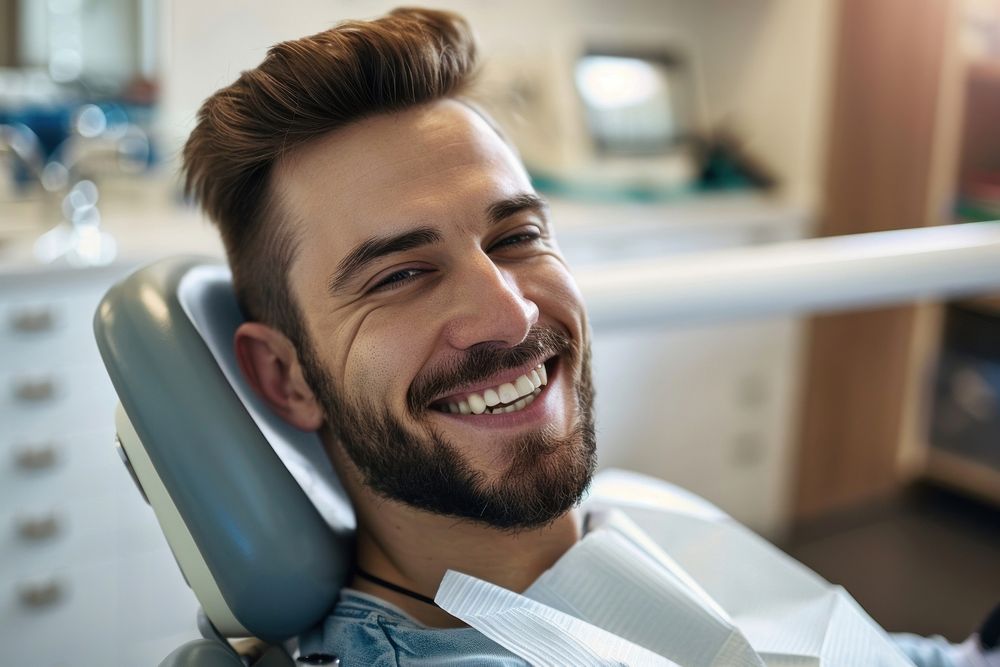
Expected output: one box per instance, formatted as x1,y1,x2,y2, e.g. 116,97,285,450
795,0,1000,519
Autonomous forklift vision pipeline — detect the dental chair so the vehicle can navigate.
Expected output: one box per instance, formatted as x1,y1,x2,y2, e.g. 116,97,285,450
95,257,357,666
95,224,1000,666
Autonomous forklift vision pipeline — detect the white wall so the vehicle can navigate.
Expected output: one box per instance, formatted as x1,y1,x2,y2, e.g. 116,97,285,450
692,0,836,210
157,0,834,211
156,0,585,165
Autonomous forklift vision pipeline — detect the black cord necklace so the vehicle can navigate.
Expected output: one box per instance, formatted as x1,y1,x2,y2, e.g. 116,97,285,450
355,566,440,608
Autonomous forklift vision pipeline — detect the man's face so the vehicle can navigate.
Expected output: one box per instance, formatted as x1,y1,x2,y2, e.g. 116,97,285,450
275,100,595,529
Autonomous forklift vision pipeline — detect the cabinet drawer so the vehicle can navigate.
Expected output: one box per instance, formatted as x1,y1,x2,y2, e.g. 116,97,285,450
0,553,197,667
0,560,119,667
1,290,110,373
1,428,126,508
0,486,168,580
0,363,119,437
590,316,803,535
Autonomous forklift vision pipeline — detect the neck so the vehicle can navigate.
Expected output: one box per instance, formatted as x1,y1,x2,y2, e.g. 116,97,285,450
328,447,582,628
351,504,581,627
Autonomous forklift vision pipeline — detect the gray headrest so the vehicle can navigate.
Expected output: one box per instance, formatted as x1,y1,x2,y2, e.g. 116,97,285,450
94,256,354,642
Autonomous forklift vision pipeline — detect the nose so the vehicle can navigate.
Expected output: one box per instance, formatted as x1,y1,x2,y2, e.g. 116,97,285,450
443,252,539,350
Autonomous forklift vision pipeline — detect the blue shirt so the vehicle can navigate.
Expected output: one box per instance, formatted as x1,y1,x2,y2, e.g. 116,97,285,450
298,588,529,666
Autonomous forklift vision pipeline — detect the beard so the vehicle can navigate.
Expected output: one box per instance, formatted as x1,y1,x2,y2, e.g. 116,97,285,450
298,325,597,531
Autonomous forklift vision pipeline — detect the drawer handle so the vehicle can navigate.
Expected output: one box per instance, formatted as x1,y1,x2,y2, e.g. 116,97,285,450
13,443,59,470
9,308,56,333
13,377,57,402
17,578,65,609
15,513,61,541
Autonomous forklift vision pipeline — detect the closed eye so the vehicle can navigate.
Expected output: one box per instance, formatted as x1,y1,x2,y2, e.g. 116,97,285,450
371,267,429,292
368,229,543,293
489,230,542,252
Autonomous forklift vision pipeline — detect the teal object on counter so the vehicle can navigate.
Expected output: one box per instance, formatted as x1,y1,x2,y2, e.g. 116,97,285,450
528,169,756,204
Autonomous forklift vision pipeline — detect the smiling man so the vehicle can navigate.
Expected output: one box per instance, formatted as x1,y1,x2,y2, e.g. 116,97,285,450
181,7,998,667
183,7,597,660
270,100,596,539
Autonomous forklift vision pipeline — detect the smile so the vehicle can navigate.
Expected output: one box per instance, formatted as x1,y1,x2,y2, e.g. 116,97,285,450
432,361,549,415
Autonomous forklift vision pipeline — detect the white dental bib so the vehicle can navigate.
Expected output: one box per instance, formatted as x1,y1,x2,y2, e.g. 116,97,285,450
434,470,916,667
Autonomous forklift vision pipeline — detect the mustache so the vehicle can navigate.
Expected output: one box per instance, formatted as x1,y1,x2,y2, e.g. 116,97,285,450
408,326,576,413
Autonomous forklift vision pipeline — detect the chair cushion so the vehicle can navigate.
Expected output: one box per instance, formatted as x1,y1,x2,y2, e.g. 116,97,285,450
95,257,354,641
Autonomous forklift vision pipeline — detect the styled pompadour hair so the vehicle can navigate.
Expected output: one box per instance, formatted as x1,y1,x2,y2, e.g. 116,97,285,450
182,7,477,347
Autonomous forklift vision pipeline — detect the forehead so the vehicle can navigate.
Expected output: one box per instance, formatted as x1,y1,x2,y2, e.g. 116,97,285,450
273,100,532,275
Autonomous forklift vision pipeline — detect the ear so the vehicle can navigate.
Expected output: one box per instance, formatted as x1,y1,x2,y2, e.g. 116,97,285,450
234,322,325,432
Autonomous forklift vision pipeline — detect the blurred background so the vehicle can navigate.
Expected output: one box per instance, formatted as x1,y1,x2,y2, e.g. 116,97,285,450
1,0,999,664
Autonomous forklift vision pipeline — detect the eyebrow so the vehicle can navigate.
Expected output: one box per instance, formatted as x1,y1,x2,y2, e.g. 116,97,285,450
327,226,442,294
327,193,550,295
486,193,549,226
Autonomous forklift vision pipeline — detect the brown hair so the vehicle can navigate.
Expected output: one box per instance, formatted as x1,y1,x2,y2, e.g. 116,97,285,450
182,7,477,347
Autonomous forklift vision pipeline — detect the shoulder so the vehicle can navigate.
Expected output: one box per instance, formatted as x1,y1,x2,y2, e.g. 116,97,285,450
299,589,529,666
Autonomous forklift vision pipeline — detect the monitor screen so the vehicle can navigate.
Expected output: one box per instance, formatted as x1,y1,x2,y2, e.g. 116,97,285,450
575,51,690,156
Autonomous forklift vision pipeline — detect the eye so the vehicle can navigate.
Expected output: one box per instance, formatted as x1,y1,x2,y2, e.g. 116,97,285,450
489,229,542,252
371,267,427,292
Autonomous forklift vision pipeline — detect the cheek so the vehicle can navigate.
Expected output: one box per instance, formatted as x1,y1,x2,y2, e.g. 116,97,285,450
532,263,586,328
343,310,435,410
301,307,402,410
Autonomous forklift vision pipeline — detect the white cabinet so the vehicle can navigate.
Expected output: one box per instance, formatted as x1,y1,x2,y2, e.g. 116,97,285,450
588,317,803,536
0,265,199,667
556,196,809,536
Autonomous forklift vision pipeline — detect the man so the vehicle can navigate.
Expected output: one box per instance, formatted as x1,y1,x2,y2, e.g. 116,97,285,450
182,8,997,665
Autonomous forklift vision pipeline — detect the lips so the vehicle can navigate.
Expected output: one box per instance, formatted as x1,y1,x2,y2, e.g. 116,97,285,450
429,357,555,415
408,326,574,417
432,361,549,415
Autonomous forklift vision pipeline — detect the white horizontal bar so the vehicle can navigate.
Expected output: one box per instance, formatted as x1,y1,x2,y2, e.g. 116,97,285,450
577,222,1000,329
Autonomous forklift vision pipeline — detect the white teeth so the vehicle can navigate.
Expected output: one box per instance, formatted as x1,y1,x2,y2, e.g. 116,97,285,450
468,393,486,415
483,388,500,407
438,361,551,415
498,382,519,404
